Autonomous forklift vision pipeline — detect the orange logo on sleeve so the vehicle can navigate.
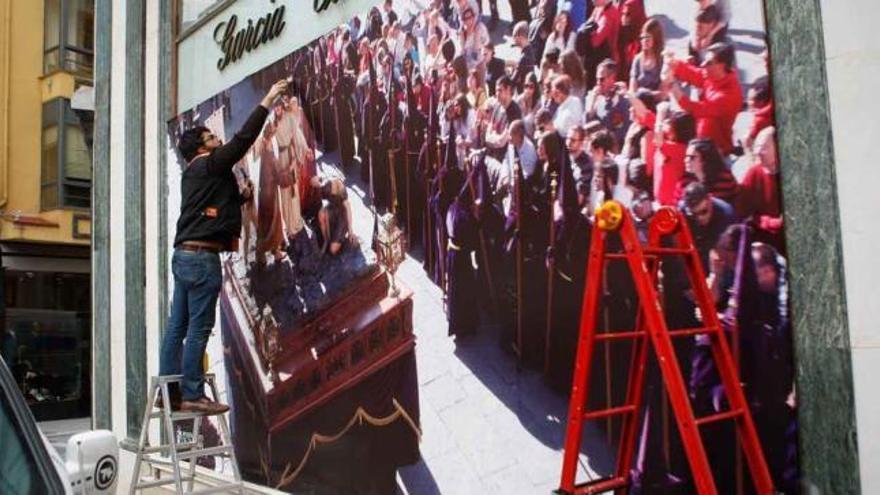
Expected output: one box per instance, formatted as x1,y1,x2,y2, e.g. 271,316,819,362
205,207,219,218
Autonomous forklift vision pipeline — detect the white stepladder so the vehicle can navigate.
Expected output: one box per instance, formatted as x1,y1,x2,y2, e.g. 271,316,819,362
126,374,244,494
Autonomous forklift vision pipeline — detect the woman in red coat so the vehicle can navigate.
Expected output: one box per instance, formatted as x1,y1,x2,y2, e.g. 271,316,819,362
631,99,696,206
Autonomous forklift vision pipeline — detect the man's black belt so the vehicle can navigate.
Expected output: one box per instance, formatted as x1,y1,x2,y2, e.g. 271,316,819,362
178,242,222,253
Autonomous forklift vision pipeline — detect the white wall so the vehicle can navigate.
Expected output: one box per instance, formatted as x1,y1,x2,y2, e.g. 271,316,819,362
108,0,133,488
819,1,880,492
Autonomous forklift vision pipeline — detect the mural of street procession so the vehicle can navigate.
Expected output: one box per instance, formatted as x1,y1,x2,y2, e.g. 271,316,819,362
166,0,800,492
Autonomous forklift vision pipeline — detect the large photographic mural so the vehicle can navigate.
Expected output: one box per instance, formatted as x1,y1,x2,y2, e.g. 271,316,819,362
166,0,799,492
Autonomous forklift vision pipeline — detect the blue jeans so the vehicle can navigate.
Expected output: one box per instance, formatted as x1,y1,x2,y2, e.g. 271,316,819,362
159,249,223,400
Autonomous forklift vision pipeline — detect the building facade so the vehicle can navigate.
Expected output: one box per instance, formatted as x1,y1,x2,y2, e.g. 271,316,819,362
0,0,93,423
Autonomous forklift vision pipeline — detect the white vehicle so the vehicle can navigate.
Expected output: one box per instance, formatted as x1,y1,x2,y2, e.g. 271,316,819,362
1,356,119,494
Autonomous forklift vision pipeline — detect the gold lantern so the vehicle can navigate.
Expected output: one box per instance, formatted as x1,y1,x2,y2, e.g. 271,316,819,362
375,213,406,297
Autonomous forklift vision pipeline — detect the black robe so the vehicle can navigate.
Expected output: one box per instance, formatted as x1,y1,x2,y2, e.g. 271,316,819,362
331,69,357,168
379,98,404,214
502,154,550,366
427,138,464,287
545,151,590,393
445,188,480,338
403,104,427,246
418,139,440,274
509,0,532,24
360,90,388,209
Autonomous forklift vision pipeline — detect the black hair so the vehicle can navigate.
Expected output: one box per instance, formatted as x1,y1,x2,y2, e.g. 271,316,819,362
178,125,210,162
750,77,772,107
696,5,721,24
683,181,709,209
689,137,728,184
752,242,779,270
538,131,565,167
535,108,553,127
441,38,456,63
525,71,540,88
716,223,746,253
634,88,657,113
497,75,515,91
590,129,616,153
706,41,736,72
670,111,696,144
601,159,619,185
627,158,651,193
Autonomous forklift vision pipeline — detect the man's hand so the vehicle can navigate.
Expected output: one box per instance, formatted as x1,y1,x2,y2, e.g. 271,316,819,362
664,50,680,71
261,79,289,109
241,179,254,201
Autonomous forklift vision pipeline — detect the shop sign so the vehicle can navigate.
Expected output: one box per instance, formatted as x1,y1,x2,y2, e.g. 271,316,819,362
214,1,286,71
314,0,345,13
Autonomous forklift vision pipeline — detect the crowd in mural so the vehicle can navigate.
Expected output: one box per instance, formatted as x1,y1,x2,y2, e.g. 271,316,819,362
217,0,799,491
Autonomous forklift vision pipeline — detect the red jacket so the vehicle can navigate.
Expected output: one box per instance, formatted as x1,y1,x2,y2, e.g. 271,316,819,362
655,141,687,206
590,4,621,63
736,162,781,224
638,109,687,206
747,102,775,141
673,62,743,155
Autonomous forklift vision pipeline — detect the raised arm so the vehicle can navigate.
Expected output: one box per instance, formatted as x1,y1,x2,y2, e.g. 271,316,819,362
207,80,288,174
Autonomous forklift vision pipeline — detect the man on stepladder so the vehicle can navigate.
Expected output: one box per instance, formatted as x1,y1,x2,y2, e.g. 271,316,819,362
160,79,288,414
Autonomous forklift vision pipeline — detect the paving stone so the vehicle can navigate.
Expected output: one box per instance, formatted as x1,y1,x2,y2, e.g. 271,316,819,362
418,403,459,461
421,371,467,412
411,451,485,494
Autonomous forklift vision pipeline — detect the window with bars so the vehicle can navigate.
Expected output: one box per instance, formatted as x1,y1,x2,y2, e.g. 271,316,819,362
43,0,94,79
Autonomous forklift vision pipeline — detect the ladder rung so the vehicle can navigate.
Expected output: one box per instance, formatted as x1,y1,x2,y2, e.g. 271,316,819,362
583,405,637,421
176,445,233,459
136,476,195,490
151,374,216,385
668,326,718,338
149,410,216,421
604,253,629,260
140,441,200,454
572,475,630,494
185,482,243,495
643,247,692,256
695,408,744,426
595,331,646,341
604,252,660,261
153,374,184,384
140,455,180,468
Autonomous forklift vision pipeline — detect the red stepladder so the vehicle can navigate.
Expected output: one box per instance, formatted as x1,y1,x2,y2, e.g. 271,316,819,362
556,201,774,495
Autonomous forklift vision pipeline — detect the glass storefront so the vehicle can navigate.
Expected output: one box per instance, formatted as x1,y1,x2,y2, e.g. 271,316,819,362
2,270,90,421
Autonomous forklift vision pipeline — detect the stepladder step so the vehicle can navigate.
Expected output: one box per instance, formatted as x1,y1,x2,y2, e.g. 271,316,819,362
129,375,244,494
135,475,196,490
176,444,234,459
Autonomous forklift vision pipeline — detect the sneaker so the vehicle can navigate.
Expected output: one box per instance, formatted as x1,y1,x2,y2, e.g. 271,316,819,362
179,397,230,415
